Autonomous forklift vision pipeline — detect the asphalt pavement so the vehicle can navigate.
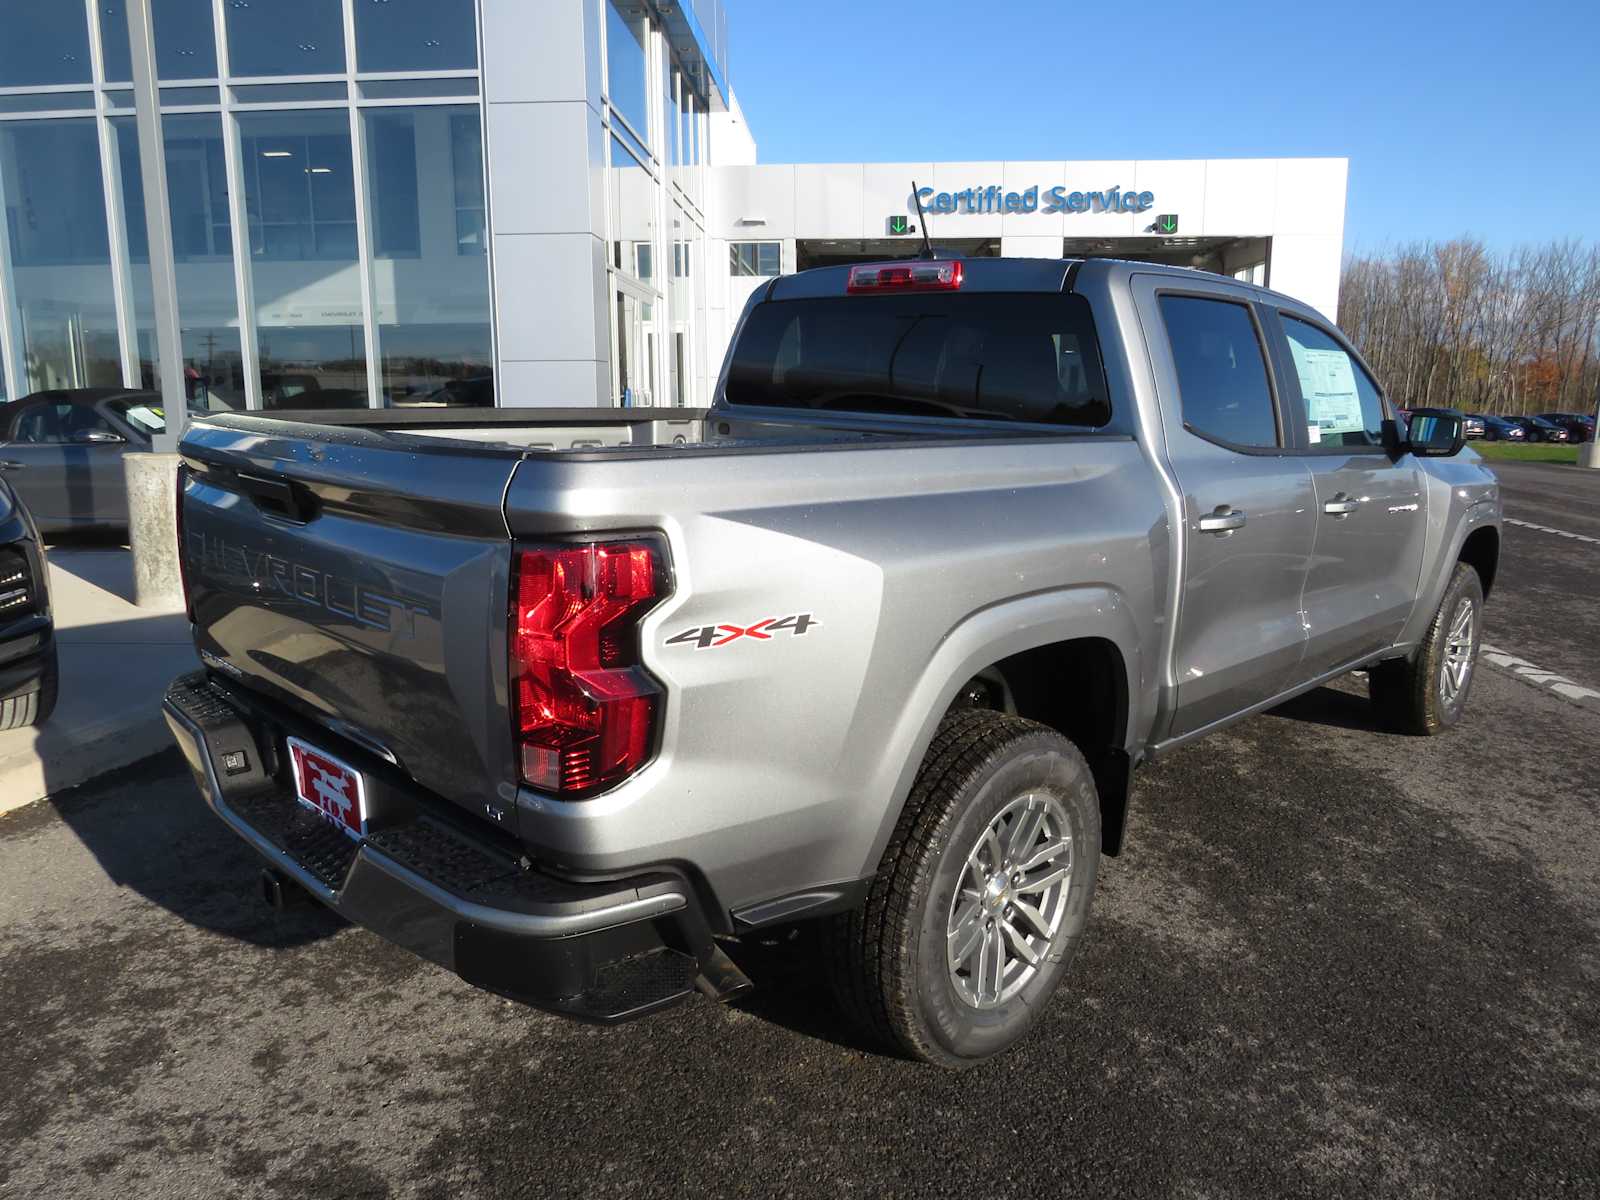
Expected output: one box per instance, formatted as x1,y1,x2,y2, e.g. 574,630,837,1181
2,460,1598,1199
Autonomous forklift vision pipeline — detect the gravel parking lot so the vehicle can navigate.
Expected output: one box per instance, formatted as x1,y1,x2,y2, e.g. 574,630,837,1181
3,461,1597,1199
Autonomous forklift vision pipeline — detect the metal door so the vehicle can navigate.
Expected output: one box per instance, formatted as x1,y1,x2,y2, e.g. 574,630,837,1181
1133,277,1317,738
1263,308,1428,675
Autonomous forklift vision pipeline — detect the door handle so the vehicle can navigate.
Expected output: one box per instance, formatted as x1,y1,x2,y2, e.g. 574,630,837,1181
0,461,22,470
1322,493,1360,517
1197,505,1247,535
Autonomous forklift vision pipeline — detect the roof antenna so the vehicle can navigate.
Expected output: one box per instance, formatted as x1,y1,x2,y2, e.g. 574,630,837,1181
910,180,937,259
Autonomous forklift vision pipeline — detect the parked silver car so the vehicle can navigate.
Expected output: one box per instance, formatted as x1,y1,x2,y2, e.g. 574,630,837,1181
0,389,165,532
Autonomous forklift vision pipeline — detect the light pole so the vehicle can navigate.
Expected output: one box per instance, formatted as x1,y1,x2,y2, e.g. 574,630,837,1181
1582,377,1600,470
124,0,189,606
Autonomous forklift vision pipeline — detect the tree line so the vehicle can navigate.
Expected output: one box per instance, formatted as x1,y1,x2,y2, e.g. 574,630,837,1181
1338,239,1600,416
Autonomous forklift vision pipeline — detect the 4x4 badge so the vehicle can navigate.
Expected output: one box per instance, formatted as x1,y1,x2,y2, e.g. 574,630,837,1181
665,613,818,650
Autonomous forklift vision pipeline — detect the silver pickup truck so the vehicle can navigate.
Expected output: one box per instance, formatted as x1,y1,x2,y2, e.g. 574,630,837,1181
163,257,1500,1068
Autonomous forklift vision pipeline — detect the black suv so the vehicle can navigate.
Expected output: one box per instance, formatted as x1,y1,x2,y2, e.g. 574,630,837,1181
0,475,57,729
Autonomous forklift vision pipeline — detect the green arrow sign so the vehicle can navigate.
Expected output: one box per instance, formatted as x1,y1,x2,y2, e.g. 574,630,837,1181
889,215,910,235
1156,214,1179,235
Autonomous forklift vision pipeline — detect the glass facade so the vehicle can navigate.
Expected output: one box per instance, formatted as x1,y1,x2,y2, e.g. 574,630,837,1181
0,119,122,390
0,0,490,411
602,0,709,408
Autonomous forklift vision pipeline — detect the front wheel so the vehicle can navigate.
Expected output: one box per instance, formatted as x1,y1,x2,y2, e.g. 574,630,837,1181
1369,563,1483,735
825,709,1101,1068
0,643,57,731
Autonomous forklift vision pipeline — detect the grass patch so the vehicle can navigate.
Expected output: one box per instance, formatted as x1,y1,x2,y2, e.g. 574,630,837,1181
1471,441,1581,465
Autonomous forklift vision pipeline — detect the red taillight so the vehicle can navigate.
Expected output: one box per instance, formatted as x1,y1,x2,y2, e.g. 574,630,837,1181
846,259,963,293
512,541,665,796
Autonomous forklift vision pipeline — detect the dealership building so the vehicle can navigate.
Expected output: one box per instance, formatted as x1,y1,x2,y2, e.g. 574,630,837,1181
0,0,1348,426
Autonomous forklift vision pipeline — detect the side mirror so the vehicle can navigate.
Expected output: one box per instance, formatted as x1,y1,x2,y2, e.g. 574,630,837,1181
1404,408,1466,458
71,429,126,445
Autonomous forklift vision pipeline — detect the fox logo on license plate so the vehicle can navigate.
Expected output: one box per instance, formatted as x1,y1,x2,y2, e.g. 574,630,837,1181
286,737,367,840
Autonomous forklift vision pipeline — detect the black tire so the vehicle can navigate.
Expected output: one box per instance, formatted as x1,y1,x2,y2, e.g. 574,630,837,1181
1369,563,1483,735
0,642,57,731
824,709,1101,1068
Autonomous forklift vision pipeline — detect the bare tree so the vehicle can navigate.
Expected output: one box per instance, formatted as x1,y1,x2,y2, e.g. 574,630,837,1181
1339,238,1600,416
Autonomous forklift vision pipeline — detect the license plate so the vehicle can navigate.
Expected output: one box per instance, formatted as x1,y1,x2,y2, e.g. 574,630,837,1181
286,737,367,840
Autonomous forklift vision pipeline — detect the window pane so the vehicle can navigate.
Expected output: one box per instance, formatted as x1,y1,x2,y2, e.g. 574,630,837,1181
1160,295,1277,448
729,242,778,277
355,0,477,72
610,136,653,281
0,4,91,87
1281,315,1386,449
225,0,346,77
115,114,246,408
449,111,484,255
239,110,366,407
11,401,115,443
0,119,121,391
101,0,219,83
665,66,679,172
605,0,648,143
366,114,419,257
726,294,1111,427
362,106,493,407
669,233,694,406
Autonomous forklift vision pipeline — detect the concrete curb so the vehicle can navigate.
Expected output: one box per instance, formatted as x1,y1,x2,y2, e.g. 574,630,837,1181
0,704,173,818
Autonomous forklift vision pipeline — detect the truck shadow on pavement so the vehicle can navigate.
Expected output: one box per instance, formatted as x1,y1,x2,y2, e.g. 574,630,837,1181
1264,680,1390,733
43,749,344,950
719,926,891,1057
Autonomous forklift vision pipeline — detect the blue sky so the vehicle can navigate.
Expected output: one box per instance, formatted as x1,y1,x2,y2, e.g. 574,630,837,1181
725,0,1599,254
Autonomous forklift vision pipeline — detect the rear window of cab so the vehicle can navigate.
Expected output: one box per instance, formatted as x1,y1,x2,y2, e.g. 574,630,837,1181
725,292,1112,428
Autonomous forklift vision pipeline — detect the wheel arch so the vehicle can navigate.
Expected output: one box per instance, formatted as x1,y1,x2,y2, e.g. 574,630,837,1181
1458,524,1499,599
862,587,1143,878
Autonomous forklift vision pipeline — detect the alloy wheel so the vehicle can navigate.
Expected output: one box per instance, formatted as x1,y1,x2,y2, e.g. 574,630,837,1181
946,791,1074,1009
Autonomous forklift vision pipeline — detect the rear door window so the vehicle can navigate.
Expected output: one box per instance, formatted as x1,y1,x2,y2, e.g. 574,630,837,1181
725,292,1111,427
1159,295,1279,449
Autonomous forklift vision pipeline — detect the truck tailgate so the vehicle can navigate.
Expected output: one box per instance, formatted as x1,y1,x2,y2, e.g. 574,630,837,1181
179,416,520,831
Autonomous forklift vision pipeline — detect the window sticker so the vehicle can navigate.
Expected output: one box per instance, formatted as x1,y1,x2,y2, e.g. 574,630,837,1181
1290,342,1364,437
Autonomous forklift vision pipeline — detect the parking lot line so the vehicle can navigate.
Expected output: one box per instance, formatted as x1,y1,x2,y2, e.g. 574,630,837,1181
1504,517,1600,547
1480,643,1600,709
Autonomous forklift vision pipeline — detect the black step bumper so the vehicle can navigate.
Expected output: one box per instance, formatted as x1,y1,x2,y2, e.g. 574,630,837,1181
163,671,717,1022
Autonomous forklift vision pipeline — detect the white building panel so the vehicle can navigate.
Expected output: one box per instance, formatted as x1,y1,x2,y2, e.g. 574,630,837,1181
487,102,603,238
715,164,797,238
861,163,936,239
793,164,866,239
929,162,1005,238
1202,159,1278,235
1274,158,1349,238
999,161,1067,237
1266,233,1344,320
1133,160,1206,234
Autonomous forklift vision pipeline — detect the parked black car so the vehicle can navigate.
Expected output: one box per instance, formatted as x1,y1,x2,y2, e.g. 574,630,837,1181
1535,412,1595,443
0,388,165,533
1505,415,1570,443
0,474,57,730
1461,413,1486,439
1475,414,1527,442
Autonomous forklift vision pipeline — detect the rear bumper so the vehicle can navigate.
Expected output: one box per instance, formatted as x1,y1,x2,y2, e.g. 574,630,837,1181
163,670,721,1022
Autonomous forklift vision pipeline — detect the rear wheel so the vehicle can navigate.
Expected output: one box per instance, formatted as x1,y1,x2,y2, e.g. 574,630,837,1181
825,709,1100,1068
1369,563,1483,735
